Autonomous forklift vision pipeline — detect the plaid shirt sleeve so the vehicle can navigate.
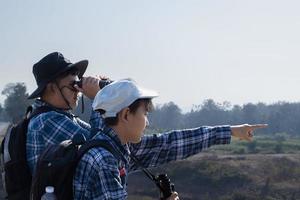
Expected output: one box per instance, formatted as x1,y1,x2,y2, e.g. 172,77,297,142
73,148,127,200
75,110,103,135
26,110,101,173
89,110,105,134
129,125,231,171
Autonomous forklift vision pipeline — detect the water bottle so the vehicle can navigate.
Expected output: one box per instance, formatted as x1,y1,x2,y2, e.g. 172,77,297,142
41,186,57,200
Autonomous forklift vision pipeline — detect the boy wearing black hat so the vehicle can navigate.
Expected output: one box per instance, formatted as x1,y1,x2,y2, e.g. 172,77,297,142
26,52,103,174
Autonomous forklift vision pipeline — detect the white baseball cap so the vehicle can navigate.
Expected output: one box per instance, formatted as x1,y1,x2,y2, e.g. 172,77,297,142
92,79,159,118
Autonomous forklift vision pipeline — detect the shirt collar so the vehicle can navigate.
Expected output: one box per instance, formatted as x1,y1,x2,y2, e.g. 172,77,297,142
33,99,75,117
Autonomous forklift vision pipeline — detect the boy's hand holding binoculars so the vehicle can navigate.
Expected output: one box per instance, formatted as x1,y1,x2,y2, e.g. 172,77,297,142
166,192,179,200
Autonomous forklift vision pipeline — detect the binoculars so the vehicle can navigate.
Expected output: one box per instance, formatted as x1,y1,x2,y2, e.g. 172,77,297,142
156,174,175,200
73,79,113,89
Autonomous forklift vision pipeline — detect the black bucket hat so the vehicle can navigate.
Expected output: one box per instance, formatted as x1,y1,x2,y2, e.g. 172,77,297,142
28,52,88,99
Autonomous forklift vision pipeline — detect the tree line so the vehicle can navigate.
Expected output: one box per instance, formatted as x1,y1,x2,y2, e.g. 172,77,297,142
149,100,300,136
1,82,300,136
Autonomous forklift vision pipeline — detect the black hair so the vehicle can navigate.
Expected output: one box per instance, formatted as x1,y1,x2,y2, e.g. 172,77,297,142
99,98,154,126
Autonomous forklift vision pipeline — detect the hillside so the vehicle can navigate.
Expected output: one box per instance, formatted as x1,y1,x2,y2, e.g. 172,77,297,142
127,153,300,200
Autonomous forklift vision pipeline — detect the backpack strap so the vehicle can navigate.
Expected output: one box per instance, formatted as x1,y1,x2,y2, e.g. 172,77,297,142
77,139,128,186
28,106,55,120
28,104,76,121
77,139,122,162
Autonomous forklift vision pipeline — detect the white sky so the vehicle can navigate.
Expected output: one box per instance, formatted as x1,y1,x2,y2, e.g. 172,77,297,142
1,0,300,111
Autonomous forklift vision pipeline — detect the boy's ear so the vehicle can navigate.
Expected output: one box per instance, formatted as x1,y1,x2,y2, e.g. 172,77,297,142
119,108,130,123
45,83,56,94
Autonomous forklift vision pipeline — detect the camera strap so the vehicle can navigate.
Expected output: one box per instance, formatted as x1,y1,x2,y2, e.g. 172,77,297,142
128,153,167,194
110,143,166,193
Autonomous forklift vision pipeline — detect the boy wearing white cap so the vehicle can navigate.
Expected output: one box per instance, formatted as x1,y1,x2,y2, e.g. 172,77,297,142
73,79,267,200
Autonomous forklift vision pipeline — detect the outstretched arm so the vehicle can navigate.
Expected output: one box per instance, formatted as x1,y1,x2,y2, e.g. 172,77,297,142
129,124,267,171
129,125,231,171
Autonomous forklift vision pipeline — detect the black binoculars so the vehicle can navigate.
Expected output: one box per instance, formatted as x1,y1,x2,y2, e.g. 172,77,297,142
73,79,113,89
156,174,175,200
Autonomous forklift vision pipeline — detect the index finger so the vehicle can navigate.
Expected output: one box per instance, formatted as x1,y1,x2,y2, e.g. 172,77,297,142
249,124,268,129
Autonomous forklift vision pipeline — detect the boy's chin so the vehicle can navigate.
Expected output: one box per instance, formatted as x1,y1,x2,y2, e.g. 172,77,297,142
130,137,142,144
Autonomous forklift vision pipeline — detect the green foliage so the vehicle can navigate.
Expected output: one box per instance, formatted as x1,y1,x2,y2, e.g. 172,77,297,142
274,132,288,142
233,147,246,154
211,136,300,154
1,83,32,122
246,141,258,153
274,142,283,153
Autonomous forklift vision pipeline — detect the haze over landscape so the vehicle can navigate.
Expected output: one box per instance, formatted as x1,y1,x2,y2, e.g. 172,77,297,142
1,0,300,111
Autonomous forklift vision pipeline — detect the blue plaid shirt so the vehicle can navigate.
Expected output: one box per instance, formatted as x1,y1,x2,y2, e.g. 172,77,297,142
26,99,102,174
73,124,231,200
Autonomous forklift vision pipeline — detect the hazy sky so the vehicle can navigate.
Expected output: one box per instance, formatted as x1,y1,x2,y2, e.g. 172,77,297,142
1,0,300,111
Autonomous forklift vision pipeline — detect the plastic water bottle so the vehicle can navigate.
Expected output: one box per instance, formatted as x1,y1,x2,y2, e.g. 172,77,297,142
41,186,57,200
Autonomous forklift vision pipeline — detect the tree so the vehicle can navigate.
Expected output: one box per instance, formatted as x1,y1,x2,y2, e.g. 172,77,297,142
149,102,183,130
242,103,258,123
2,82,32,123
184,99,230,127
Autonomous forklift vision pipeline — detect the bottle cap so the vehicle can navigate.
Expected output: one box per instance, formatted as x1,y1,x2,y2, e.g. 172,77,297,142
45,186,54,193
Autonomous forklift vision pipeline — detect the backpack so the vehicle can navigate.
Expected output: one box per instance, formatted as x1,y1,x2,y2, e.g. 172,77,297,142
30,133,121,200
0,106,54,200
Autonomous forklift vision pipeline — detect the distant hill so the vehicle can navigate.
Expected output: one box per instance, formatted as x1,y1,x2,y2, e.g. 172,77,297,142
127,153,300,200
